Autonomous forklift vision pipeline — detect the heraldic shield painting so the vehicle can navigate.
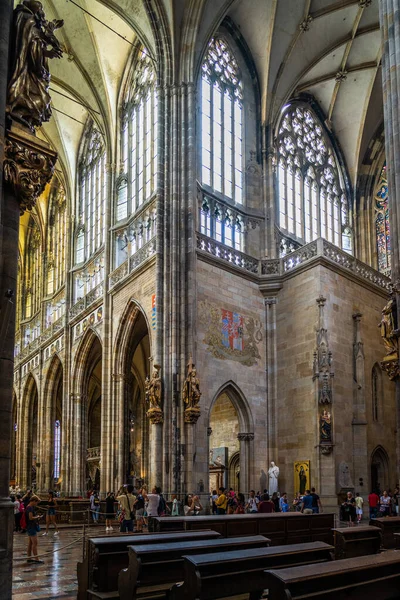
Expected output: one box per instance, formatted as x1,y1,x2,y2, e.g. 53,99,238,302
199,300,262,366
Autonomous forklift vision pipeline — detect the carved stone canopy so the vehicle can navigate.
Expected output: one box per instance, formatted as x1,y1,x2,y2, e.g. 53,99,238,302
237,432,255,442
4,125,57,213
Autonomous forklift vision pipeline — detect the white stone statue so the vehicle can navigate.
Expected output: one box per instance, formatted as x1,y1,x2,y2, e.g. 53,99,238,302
268,461,279,494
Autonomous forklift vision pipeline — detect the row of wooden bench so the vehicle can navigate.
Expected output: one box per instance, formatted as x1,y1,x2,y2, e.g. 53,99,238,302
77,524,395,600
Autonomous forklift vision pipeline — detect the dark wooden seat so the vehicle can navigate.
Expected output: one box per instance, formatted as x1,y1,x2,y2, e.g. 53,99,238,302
77,530,221,600
370,516,400,548
394,532,400,549
264,550,400,599
168,541,334,600
332,526,382,558
118,534,271,600
154,513,334,545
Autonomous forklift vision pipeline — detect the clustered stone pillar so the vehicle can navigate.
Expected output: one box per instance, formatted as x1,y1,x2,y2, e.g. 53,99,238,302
0,2,19,597
379,0,400,477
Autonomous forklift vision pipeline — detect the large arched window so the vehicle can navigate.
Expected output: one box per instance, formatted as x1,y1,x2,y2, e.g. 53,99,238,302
200,37,243,203
117,48,158,222
76,123,106,264
47,179,67,296
24,216,41,320
374,163,391,277
277,103,351,252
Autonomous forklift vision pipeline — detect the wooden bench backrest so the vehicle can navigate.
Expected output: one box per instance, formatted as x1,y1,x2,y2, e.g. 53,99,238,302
171,542,334,600
265,551,400,600
79,529,221,596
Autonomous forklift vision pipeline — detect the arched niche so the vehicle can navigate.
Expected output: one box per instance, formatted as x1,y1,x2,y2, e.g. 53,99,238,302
208,382,254,494
371,446,390,494
114,301,152,488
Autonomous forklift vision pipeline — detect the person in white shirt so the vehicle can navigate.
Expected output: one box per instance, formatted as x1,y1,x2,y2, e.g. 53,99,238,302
144,486,160,532
355,492,364,523
246,490,259,513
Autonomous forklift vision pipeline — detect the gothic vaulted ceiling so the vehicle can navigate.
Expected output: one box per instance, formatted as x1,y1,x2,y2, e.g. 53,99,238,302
30,0,381,204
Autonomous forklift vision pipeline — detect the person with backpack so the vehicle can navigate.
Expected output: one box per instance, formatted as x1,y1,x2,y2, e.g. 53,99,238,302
116,485,136,533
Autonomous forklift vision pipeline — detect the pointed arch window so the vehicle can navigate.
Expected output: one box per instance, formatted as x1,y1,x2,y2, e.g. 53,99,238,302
47,180,67,296
24,216,41,319
372,363,383,422
76,123,106,264
117,48,158,222
201,37,243,203
374,163,391,277
277,104,351,252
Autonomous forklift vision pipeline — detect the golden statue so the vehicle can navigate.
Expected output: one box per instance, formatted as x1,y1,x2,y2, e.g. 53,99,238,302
183,357,201,423
145,364,163,424
7,1,64,131
379,292,398,356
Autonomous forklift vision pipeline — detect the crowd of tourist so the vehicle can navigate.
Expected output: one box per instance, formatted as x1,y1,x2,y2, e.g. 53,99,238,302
9,482,400,563
209,487,322,515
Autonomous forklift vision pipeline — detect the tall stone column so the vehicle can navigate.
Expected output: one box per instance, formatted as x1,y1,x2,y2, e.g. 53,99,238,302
0,3,16,596
237,433,254,494
379,0,400,477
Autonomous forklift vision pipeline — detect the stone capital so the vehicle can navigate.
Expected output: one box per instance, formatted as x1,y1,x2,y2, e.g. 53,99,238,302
4,125,57,214
264,297,277,306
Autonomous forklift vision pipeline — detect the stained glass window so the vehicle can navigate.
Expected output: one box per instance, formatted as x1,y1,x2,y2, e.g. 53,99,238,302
54,420,61,480
374,163,391,277
277,104,350,252
117,48,158,222
201,38,243,203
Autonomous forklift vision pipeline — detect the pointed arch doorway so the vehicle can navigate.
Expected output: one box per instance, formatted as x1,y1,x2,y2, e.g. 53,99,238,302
208,383,253,495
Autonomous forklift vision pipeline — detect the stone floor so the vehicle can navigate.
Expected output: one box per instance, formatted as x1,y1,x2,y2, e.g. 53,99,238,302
12,525,99,599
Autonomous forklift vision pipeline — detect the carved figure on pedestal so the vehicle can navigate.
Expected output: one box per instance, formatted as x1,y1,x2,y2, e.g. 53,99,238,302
145,364,163,424
378,293,398,356
7,1,64,131
268,461,279,494
183,357,201,424
320,409,332,441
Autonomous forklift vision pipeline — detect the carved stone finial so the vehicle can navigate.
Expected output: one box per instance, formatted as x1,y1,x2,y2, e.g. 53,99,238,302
145,363,163,424
6,1,64,131
183,357,201,424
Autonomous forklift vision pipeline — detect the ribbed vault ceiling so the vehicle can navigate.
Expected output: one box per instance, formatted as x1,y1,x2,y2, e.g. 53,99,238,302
27,0,382,202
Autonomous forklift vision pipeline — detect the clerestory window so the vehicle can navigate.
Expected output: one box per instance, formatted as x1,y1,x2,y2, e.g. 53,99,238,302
47,179,67,296
276,103,351,253
24,216,42,319
76,123,106,264
374,163,391,277
200,37,243,203
117,48,158,222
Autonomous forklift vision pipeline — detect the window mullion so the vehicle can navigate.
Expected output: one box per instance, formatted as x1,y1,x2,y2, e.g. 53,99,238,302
231,98,235,199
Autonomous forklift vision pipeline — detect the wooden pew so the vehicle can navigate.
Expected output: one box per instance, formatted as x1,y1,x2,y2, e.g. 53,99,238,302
264,551,400,600
154,513,334,546
370,516,400,548
394,532,400,549
332,526,382,559
118,535,270,600
168,541,334,600
77,530,221,600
